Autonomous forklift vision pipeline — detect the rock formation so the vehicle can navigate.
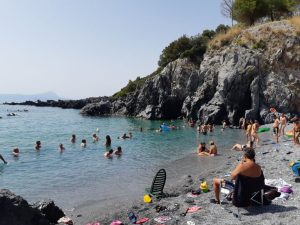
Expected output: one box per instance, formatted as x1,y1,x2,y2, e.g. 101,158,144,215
0,189,65,225
7,21,300,124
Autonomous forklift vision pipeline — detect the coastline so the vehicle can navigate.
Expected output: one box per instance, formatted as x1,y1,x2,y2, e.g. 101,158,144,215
70,125,300,225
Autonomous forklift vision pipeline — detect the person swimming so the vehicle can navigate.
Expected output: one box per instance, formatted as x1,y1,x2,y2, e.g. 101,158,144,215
70,134,76,143
92,133,99,142
118,133,131,139
59,144,65,152
114,146,122,156
35,141,41,150
0,154,7,164
104,149,114,158
12,148,20,157
81,139,87,148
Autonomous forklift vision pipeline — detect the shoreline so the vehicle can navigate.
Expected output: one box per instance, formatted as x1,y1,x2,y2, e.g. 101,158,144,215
70,125,300,225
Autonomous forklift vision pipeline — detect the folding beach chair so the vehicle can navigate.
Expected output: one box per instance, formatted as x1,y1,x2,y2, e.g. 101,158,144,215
221,173,265,219
145,169,166,199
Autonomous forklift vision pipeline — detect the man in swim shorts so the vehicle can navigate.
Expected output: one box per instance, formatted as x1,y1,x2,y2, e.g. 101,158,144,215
273,116,280,143
211,149,262,204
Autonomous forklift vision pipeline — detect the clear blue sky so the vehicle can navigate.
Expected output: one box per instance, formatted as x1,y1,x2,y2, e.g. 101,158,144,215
0,0,230,99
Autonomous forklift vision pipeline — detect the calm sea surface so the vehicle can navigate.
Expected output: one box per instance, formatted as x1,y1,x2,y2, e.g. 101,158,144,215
0,105,245,209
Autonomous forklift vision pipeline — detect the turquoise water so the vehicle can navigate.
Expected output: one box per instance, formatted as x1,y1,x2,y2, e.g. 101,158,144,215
0,105,245,209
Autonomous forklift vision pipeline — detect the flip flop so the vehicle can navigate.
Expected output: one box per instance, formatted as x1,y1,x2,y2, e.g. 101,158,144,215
136,218,149,224
110,220,123,225
154,216,171,223
186,206,201,213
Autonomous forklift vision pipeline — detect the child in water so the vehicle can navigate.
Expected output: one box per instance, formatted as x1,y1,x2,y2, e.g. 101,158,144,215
104,149,114,158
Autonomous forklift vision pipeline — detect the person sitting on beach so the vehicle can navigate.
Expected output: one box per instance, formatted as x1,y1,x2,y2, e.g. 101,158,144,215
105,135,112,147
59,144,65,152
251,120,260,147
12,148,20,157
104,149,114,158
200,141,218,156
35,141,41,150
0,154,7,164
211,149,262,204
92,133,99,143
114,146,122,156
293,121,300,145
70,134,76,143
231,141,254,151
197,142,208,156
81,139,87,148
279,114,287,136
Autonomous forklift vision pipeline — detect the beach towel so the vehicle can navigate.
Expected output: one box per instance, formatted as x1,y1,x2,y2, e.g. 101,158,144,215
265,178,292,189
136,218,149,224
57,216,73,225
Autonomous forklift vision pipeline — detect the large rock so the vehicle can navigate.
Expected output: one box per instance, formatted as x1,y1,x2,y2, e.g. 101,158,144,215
32,200,65,224
80,100,112,116
0,189,50,225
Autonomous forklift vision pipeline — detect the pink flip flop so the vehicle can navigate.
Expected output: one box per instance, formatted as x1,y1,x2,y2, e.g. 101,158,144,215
136,217,149,224
187,206,201,213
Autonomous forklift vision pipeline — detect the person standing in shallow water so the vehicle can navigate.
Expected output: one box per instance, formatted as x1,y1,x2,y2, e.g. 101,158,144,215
105,135,111,147
251,120,260,147
70,134,76,143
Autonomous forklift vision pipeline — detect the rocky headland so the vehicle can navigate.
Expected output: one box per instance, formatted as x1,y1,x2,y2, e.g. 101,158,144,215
6,20,300,124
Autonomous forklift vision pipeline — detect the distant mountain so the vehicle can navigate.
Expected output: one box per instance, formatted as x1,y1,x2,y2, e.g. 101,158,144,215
0,91,63,103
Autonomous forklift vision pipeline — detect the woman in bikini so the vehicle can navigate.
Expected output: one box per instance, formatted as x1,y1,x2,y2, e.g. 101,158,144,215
251,120,260,147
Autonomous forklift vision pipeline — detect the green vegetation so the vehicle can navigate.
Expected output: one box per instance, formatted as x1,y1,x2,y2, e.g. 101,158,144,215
231,0,299,25
113,25,230,99
113,0,300,100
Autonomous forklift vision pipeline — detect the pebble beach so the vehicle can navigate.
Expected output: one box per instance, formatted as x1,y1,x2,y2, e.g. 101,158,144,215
71,125,300,225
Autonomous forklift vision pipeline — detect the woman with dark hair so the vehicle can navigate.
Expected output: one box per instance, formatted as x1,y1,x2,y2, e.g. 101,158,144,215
105,135,111,147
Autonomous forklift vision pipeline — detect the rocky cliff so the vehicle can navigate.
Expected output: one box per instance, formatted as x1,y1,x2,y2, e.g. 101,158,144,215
8,20,300,124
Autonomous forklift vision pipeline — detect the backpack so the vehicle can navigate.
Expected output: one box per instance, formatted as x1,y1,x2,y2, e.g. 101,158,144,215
290,162,300,176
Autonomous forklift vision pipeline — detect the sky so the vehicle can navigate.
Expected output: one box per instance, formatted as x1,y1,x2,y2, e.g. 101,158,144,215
0,0,230,99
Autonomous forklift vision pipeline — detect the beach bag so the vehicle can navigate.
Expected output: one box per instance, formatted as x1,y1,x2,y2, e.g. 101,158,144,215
290,162,300,176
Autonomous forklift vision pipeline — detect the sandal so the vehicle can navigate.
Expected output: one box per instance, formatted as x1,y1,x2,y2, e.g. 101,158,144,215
210,199,220,204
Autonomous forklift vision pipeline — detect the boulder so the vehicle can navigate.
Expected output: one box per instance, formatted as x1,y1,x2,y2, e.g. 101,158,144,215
0,189,50,225
32,200,65,224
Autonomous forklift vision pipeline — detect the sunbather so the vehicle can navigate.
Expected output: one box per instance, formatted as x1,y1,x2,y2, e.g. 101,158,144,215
231,141,254,151
211,149,262,204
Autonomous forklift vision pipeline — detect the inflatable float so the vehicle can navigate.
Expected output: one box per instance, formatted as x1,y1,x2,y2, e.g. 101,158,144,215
257,127,270,133
286,130,293,138
160,124,170,131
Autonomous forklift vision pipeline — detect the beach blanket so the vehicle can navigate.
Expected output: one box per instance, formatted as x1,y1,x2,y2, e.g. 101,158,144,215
265,178,292,189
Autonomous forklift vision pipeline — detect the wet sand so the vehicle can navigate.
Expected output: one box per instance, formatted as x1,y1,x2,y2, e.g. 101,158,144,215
69,125,300,225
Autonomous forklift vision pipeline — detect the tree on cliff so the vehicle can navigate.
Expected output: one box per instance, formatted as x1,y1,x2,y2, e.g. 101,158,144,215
265,0,297,21
221,0,234,26
158,35,192,67
232,0,267,25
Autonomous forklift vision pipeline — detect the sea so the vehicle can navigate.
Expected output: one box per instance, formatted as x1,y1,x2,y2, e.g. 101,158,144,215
0,105,245,210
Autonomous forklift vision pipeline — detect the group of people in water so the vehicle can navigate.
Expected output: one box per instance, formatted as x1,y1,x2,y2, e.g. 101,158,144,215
0,129,134,164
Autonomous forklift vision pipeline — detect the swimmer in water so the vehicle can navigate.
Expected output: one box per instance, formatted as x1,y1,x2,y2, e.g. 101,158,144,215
81,139,87,148
0,154,7,164
114,146,122,156
59,144,65,152
12,148,20,157
35,141,41,150
104,149,114,158
96,128,100,132
105,135,112,147
92,133,99,142
70,134,76,143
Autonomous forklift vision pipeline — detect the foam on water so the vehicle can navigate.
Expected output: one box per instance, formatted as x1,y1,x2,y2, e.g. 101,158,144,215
0,105,245,209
